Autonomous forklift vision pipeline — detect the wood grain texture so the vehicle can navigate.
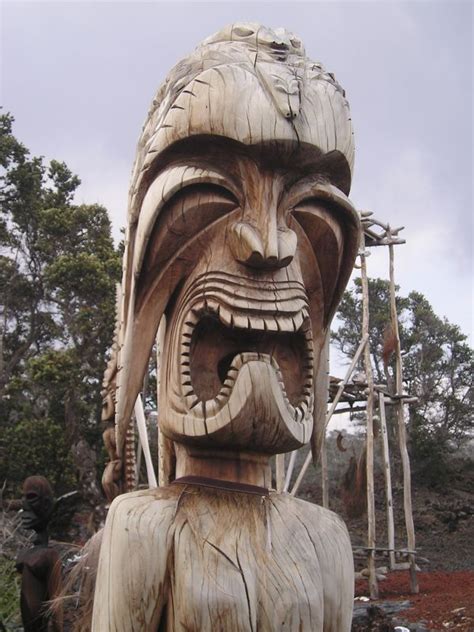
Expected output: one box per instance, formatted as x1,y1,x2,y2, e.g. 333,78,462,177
360,239,378,600
92,23,359,631
113,23,359,457
92,486,353,631
378,391,396,570
389,244,418,594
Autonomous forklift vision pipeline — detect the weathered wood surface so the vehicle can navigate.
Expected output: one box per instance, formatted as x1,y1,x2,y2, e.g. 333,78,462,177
360,240,378,600
113,23,359,458
389,243,418,594
378,391,396,569
92,22,360,632
92,486,353,631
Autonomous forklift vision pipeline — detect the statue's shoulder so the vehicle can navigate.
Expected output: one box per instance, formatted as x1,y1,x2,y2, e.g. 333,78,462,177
105,486,181,535
270,492,350,537
270,492,353,595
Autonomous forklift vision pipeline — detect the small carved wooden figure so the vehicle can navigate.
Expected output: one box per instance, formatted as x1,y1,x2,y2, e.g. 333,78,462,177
93,23,360,631
16,476,63,632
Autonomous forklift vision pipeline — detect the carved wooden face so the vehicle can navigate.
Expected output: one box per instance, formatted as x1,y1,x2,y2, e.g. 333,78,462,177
21,475,55,532
115,26,360,458
134,141,359,454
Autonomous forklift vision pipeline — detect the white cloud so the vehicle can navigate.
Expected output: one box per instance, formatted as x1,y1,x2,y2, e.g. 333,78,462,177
351,145,473,340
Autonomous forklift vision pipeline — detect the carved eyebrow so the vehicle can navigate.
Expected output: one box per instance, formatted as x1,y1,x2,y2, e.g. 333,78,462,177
284,178,357,218
133,166,235,279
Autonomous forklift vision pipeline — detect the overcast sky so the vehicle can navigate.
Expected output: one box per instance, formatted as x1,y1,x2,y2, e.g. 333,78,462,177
2,0,473,360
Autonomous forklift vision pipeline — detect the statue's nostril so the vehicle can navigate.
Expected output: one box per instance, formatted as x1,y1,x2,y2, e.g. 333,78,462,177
229,221,264,266
230,221,296,270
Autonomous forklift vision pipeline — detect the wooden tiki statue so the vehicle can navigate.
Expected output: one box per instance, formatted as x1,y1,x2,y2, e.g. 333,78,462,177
92,23,360,631
16,476,63,632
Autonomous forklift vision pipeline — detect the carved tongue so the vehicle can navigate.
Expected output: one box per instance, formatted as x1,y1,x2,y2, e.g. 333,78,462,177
203,352,293,415
202,356,309,440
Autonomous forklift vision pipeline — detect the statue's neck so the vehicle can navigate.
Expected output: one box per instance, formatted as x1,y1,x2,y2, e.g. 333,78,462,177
174,443,272,489
33,529,49,547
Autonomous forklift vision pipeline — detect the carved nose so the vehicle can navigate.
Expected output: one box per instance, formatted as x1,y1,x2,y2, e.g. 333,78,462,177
229,221,297,269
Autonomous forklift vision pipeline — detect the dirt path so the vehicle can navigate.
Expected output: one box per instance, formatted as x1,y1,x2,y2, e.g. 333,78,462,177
355,570,474,631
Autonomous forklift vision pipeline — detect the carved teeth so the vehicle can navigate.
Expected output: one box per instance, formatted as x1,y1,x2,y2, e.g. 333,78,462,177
219,306,233,328
232,313,248,329
223,375,235,388
204,398,220,417
287,404,296,418
204,299,219,314
292,312,305,332
219,384,232,397
276,316,294,332
264,319,279,332
185,394,200,409
250,316,265,331
178,302,314,422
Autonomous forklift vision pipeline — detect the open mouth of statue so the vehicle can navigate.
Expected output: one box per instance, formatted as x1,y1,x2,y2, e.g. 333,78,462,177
179,301,314,422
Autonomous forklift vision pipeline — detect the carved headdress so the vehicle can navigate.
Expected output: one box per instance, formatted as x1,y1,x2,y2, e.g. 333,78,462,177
115,23,359,463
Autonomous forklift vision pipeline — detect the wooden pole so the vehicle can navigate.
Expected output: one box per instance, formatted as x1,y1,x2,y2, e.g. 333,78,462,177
325,334,369,425
290,451,310,496
155,315,167,485
360,239,378,600
389,243,419,594
283,450,297,492
378,391,396,569
275,454,285,492
290,334,369,496
134,431,142,490
134,396,158,488
321,435,329,508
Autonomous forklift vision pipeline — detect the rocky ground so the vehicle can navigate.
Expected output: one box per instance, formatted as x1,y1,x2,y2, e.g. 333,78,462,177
354,570,474,631
296,446,474,631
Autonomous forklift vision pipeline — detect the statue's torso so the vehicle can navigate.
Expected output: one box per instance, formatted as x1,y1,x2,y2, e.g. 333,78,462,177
93,486,353,632
167,495,325,631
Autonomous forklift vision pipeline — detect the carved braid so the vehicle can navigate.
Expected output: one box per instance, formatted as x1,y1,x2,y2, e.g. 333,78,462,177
123,422,136,492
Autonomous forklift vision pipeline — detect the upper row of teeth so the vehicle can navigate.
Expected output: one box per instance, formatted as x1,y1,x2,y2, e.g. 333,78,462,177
181,301,311,334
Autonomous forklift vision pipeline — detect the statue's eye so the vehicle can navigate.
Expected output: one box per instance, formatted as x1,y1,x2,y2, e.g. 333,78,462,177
291,200,344,322
141,184,238,277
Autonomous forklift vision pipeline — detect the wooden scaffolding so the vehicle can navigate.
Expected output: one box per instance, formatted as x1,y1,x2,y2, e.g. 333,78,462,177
277,211,419,599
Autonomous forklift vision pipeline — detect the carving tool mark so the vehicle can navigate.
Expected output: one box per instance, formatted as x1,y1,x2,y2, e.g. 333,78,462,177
235,544,255,632
204,539,240,571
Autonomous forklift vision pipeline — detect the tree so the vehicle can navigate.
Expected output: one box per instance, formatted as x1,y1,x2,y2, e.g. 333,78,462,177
0,113,121,494
332,278,473,486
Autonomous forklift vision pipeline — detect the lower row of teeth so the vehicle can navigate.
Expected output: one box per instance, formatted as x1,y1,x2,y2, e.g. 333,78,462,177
182,351,313,421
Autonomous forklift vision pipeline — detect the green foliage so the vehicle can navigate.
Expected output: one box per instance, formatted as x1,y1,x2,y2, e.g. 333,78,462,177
3,419,75,494
0,113,121,497
333,278,473,487
0,556,21,627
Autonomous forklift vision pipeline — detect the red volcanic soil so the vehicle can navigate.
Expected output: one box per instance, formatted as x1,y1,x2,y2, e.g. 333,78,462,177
355,570,474,631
